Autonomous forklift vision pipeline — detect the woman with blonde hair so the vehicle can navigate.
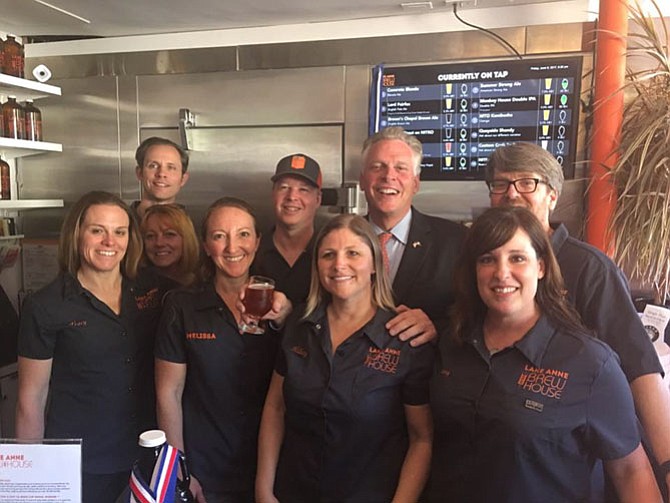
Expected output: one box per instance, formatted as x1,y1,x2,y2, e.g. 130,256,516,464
256,214,434,503
141,203,199,286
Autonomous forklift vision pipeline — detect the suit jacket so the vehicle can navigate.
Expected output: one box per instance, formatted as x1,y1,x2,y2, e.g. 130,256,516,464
392,208,466,332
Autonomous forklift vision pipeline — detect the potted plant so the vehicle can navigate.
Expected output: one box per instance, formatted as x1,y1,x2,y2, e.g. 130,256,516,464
607,0,670,302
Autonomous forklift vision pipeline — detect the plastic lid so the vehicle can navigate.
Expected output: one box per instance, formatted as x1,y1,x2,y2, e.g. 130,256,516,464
138,429,166,448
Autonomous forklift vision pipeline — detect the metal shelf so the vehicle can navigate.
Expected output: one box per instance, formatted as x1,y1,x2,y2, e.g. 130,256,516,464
0,138,62,159
0,200,63,210
0,73,61,100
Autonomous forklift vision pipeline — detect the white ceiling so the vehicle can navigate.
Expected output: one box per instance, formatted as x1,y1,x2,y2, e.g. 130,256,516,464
3,0,570,39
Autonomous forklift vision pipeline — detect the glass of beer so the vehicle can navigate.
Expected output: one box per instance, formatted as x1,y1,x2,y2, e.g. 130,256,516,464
239,275,275,334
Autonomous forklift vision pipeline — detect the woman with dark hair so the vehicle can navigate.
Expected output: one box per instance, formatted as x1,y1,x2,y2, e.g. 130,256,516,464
141,203,199,286
256,214,434,503
428,206,660,502
155,197,292,503
16,191,174,503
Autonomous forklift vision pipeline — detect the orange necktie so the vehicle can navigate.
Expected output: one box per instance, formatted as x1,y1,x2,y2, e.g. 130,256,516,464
378,232,392,274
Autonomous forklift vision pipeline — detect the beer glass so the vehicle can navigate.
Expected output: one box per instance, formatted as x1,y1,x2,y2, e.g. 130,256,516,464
240,275,275,334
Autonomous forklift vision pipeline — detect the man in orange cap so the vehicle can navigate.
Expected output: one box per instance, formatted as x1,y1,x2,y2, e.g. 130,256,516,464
252,153,322,305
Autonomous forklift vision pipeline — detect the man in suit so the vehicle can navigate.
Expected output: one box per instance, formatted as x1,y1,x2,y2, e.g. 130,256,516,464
360,126,465,345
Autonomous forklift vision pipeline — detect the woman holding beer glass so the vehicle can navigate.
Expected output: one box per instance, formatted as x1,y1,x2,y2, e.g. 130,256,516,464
256,214,434,503
428,206,660,502
140,203,200,287
16,191,173,503
155,197,291,503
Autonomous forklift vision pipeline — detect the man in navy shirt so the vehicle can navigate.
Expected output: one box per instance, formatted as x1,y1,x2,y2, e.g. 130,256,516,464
486,141,670,493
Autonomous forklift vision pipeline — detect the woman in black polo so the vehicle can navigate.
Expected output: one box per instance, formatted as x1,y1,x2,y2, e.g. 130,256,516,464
428,206,660,502
16,191,173,503
155,197,292,503
256,214,434,503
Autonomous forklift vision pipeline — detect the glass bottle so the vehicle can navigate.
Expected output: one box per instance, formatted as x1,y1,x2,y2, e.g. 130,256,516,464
0,37,5,75
2,36,23,78
0,157,10,200
135,430,194,502
23,99,42,141
3,96,26,139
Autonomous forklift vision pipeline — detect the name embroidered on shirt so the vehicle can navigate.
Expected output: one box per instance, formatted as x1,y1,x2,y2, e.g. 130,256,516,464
524,399,544,412
68,320,87,327
135,288,160,310
517,364,569,400
186,332,217,340
364,347,401,374
290,346,308,358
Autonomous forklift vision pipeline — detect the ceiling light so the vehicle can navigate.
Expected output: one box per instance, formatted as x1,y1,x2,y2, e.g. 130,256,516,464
400,2,434,10
32,0,91,24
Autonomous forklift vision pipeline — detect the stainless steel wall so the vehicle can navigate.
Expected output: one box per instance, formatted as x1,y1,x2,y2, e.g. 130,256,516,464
20,22,592,236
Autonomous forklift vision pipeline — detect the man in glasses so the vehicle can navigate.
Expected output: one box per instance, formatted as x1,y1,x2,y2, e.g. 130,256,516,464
487,141,670,496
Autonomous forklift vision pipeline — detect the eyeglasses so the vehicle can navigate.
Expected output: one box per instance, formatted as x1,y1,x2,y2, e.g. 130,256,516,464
486,177,549,194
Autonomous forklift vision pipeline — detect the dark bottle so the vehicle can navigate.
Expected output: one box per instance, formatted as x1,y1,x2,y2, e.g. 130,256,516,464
23,99,42,141
3,96,25,139
0,157,10,200
0,37,5,75
2,36,24,78
135,430,195,503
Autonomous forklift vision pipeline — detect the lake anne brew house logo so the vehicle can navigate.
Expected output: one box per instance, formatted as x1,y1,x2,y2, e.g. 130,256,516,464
517,365,569,400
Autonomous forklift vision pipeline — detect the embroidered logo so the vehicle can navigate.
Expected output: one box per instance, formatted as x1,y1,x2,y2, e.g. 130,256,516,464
135,287,160,310
290,346,308,358
517,364,569,400
440,368,451,378
364,347,400,374
68,319,87,327
186,332,217,340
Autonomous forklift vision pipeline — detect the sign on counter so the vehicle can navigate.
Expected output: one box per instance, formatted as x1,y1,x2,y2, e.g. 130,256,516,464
0,440,81,502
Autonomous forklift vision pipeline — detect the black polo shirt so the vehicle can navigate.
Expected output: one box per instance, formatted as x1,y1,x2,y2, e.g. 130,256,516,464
428,316,640,503
275,305,434,502
552,223,662,381
154,282,279,494
18,270,172,474
251,229,313,305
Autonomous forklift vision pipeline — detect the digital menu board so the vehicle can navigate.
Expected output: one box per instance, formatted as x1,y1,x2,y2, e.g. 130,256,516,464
370,57,583,180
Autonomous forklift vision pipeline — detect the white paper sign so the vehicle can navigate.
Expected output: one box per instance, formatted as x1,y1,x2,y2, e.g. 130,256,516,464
0,441,81,502
640,304,670,343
